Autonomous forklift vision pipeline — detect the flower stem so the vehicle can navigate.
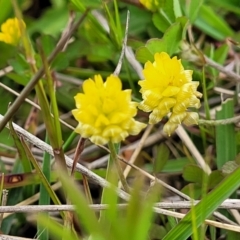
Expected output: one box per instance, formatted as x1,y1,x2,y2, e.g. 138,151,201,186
198,115,240,126
108,141,130,192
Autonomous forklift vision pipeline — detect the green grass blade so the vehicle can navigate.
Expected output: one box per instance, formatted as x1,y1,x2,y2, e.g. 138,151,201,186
58,170,102,237
38,42,62,148
19,136,63,216
163,166,240,239
38,214,79,240
8,119,32,173
38,135,51,240
216,99,237,168
9,118,34,197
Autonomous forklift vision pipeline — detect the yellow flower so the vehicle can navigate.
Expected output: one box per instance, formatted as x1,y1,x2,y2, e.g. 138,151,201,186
140,0,159,11
138,52,202,136
0,18,25,46
72,75,146,145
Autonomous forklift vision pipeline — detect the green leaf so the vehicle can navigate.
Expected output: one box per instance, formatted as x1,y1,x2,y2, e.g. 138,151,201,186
8,54,29,74
39,35,56,56
182,164,203,184
208,0,240,15
195,4,233,40
51,52,69,71
6,72,29,86
71,0,102,9
162,158,190,173
163,166,240,239
185,0,204,23
28,7,69,36
0,42,16,68
216,99,237,168
0,0,11,23
208,170,224,189
159,0,178,24
152,0,182,32
153,144,170,174
136,17,188,63
152,12,171,32
135,46,154,63
181,183,202,199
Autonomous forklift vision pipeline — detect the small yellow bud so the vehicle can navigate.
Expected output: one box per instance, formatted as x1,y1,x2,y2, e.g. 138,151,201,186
0,18,25,46
140,0,160,11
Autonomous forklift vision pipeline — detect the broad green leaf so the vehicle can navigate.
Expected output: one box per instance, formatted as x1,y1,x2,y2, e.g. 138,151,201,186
39,34,56,56
182,164,203,184
10,54,29,73
208,0,240,15
0,42,16,68
208,170,224,189
152,0,182,32
136,17,188,63
159,0,178,24
184,0,204,23
135,46,155,63
162,158,190,172
195,4,233,40
6,73,29,86
152,12,171,32
145,157,191,173
216,99,237,168
181,183,202,199
163,166,240,239
27,7,69,36
51,52,69,71
0,0,12,23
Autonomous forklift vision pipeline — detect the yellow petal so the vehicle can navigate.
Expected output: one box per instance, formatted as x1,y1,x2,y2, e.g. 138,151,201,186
169,112,187,124
183,112,199,126
162,86,180,97
163,122,178,136
95,114,110,127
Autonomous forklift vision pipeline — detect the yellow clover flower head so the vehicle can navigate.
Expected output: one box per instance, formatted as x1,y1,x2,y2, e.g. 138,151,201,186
140,0,160,11
138,52,202,136
72,74,146,145
0,18,25,46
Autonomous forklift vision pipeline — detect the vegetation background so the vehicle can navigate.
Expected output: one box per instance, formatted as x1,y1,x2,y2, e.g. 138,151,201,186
1,0,240,239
